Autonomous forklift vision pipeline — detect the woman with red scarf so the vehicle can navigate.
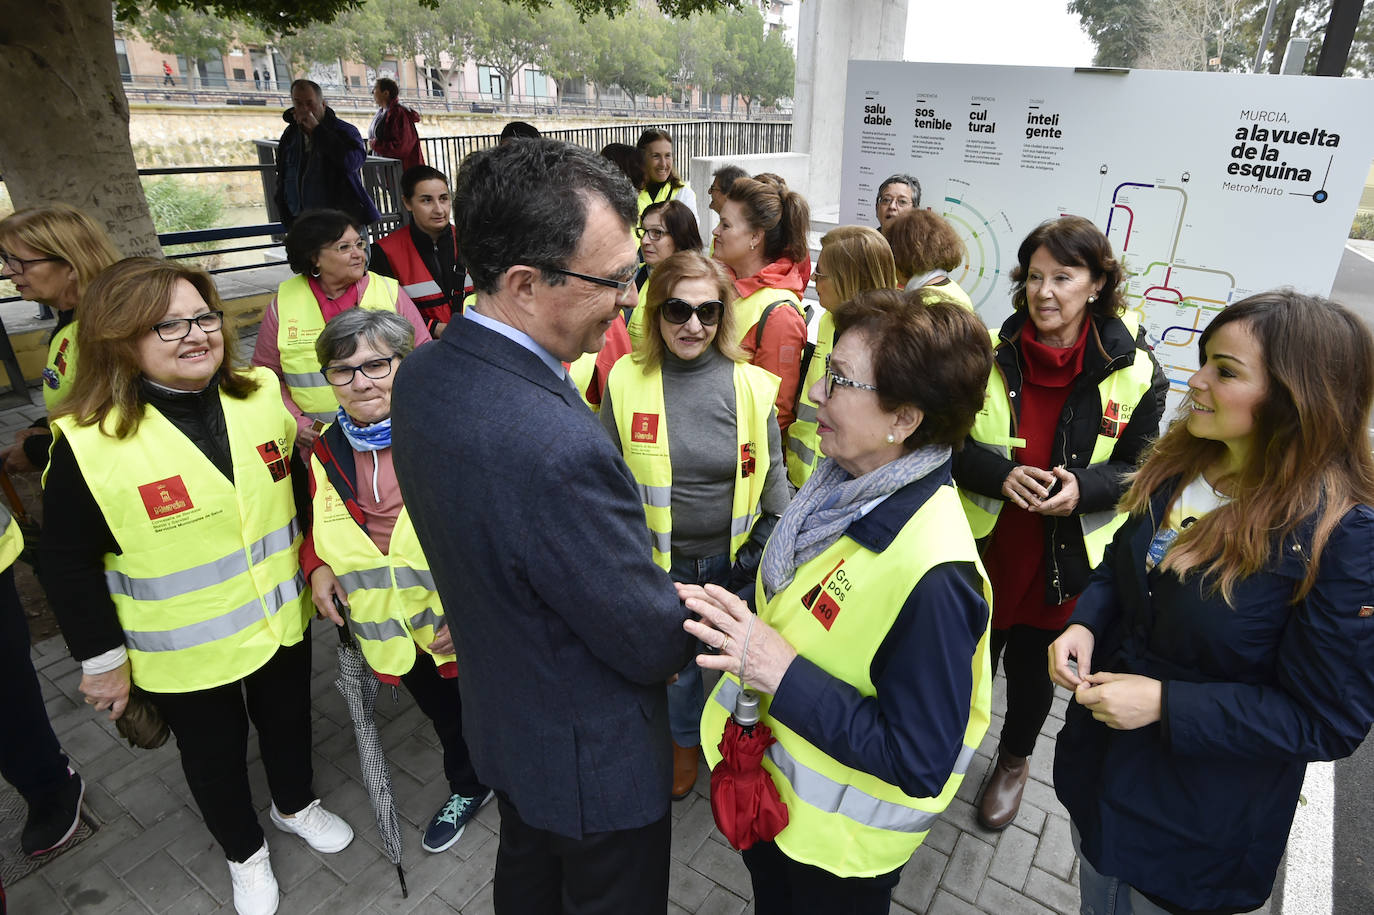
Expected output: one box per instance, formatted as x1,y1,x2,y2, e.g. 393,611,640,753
711,175,811,435
952,216,1166,831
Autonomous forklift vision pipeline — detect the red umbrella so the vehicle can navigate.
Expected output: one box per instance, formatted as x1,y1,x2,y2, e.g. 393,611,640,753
709,688,789,850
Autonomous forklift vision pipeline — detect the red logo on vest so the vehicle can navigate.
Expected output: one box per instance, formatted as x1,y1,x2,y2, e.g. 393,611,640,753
257,440,289,482
139,476,194,520
740,442,756,478
1100,399,1132,439
801,558,846,631
631,412,659,443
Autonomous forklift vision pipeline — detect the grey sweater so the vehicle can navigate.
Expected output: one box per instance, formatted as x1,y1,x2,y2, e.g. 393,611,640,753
602,345,790,559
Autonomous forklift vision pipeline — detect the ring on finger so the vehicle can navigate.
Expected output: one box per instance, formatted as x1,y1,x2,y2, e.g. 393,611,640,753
721,634,732,652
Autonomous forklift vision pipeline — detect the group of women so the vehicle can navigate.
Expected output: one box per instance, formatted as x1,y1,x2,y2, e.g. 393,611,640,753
6,135,1374,915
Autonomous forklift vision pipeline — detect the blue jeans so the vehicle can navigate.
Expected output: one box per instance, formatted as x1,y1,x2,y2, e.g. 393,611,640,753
668,552,732,746
1071,824,1174,915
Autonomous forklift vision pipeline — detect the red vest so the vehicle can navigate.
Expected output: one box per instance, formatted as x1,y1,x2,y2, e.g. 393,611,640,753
376,227,456,326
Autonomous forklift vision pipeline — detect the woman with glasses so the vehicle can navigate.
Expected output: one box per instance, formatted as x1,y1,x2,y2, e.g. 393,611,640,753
787,226,897,489
40,258,352,915
686,288,995,914
303,308,491,857
631,200,704,337
0,204,120,473
952,216,1166,832
600,251,789,801
252,208,432,455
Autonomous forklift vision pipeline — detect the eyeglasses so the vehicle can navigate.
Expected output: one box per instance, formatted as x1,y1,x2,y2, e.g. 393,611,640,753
152,311,224,342
660,298,723,326
635,227,668,241
824,354,879,398
551,266,635,294
327,239,369,255
812,270,829,281
324,355,396,386
0,250,63,274
877,195,913,208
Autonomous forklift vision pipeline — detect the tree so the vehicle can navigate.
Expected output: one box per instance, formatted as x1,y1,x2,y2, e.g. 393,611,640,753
1,0,741,258
545,2,612,106
414,0,479,105
1068,0,1154,67
1137,0,1250,71
604,9,669,110
468,1,554,110
135,4,239,88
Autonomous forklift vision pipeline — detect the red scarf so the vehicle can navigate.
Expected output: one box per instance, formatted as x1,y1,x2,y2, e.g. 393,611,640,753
730,255,811,300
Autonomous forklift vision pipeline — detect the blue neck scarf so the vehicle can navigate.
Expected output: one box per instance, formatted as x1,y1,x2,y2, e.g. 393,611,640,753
337,408,392,451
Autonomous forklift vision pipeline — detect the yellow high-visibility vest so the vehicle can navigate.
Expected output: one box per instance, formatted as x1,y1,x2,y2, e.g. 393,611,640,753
0,505,22,573
42,320,79,414
276,273,399,422
785,311,833,488
50,368,309,692
636,180,692,216
701,483,992,877
309,445,453,676
606,357,779,570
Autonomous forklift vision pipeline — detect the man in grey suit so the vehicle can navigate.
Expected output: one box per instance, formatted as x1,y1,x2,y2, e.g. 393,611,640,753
391,139,694,914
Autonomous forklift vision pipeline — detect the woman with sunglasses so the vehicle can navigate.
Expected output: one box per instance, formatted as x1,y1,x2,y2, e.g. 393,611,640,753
685,289,995,913
0,204,120,473
600,251,789,800
303,308,491,858
252,208,432,456
40,258,352,915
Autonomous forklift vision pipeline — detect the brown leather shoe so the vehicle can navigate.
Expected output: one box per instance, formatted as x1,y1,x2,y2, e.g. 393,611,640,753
977,750,1029,830
672,742,699,800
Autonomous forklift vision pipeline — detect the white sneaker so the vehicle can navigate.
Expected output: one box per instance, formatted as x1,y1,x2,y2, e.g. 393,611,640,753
270,799,353,853
228,841,279,915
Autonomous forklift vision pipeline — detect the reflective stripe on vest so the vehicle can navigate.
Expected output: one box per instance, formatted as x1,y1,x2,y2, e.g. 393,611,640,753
51,367,308,692
607,358,779,570
402,280,441,299
702,484,993,877
42,320,79,414
309,446,454,675
785,312,833,488
276,273,400,419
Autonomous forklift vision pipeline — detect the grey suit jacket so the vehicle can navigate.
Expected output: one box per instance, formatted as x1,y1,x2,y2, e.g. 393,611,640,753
392,314,693,839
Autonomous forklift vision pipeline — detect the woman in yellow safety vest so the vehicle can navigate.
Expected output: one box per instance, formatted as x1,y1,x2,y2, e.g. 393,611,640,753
684,289,995,911
951,215,1166,833
0,204,119,473
600,251,790,802
304,307,491,854
787,226,898,489
251,208,432,456
883,208,975,310
636,128,696,217
40,258,353,915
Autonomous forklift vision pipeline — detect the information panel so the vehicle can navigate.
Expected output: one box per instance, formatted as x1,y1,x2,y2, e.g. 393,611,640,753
840,62,1374,395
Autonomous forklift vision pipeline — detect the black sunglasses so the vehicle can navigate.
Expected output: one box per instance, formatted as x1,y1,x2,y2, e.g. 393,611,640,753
659,298,723,326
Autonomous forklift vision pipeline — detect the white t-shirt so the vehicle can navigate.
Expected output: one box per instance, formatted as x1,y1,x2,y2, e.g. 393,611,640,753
1145,474,1229,572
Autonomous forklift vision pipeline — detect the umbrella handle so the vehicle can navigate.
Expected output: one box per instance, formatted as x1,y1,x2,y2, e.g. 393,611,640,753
333,597,358,648
397,864,408,898
0,466,32,525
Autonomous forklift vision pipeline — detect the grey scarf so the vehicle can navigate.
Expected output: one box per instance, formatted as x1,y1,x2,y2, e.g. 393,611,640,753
760,444,951,600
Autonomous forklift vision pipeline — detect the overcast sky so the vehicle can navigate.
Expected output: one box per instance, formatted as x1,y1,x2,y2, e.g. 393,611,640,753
904,0,1098,67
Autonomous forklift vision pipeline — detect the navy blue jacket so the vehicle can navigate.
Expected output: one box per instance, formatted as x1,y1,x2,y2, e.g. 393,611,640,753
274,106,381,227
1055,480,1374,912
391,315,694,839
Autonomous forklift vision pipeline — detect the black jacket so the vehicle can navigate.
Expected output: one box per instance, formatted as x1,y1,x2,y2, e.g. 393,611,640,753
951,310,1169,604
273,106,380,227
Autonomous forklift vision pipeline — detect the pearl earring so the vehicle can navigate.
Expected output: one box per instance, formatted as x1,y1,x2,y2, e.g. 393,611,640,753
1087,294,1097,303
885,433,895,444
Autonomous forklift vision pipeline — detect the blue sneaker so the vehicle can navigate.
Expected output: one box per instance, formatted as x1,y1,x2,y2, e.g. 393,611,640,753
422,789,493,853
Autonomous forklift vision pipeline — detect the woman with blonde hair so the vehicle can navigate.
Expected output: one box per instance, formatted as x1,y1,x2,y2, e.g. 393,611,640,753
1049,290,1374,915
883,208,973,309
0,204,120,471
41,258,352,915
788,225,897,488
601,250,789,800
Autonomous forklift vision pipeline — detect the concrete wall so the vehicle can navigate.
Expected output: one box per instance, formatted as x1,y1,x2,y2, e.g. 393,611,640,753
686,153,813,242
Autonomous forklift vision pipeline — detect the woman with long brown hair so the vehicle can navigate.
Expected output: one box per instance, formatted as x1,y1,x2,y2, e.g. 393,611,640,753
1049,290,1374,914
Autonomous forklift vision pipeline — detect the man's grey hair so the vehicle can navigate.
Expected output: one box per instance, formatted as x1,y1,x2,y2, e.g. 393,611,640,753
877,174,922,207
316,308,415,367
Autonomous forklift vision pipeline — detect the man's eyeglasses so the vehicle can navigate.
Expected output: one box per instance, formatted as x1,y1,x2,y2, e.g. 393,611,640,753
659,298,723,326
324,355,397,386
152,311,224,342
635,227,668,241
551,266,634,294
877,195,913,208
824,354,879,398
0,250,63,274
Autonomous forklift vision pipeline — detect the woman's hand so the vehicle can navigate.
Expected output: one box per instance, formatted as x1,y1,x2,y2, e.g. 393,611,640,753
81,660,132,721
677,582,797,696
1033,466,1080,516
1073,672,1162,730
308,565,348,626
295,423,320,454
1001,464,1057,510
429,622,454,656
1048,623,1095,688
2,427,48,473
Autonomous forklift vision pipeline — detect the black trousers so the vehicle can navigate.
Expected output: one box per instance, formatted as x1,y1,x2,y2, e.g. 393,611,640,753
989,624,1060,759
492,795,670,915
149,634,315,862
742,840,903,915
0,568,70,803
398,656,486,797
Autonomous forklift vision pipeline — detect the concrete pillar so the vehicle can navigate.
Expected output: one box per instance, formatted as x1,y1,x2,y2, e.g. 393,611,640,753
791,0,908,218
